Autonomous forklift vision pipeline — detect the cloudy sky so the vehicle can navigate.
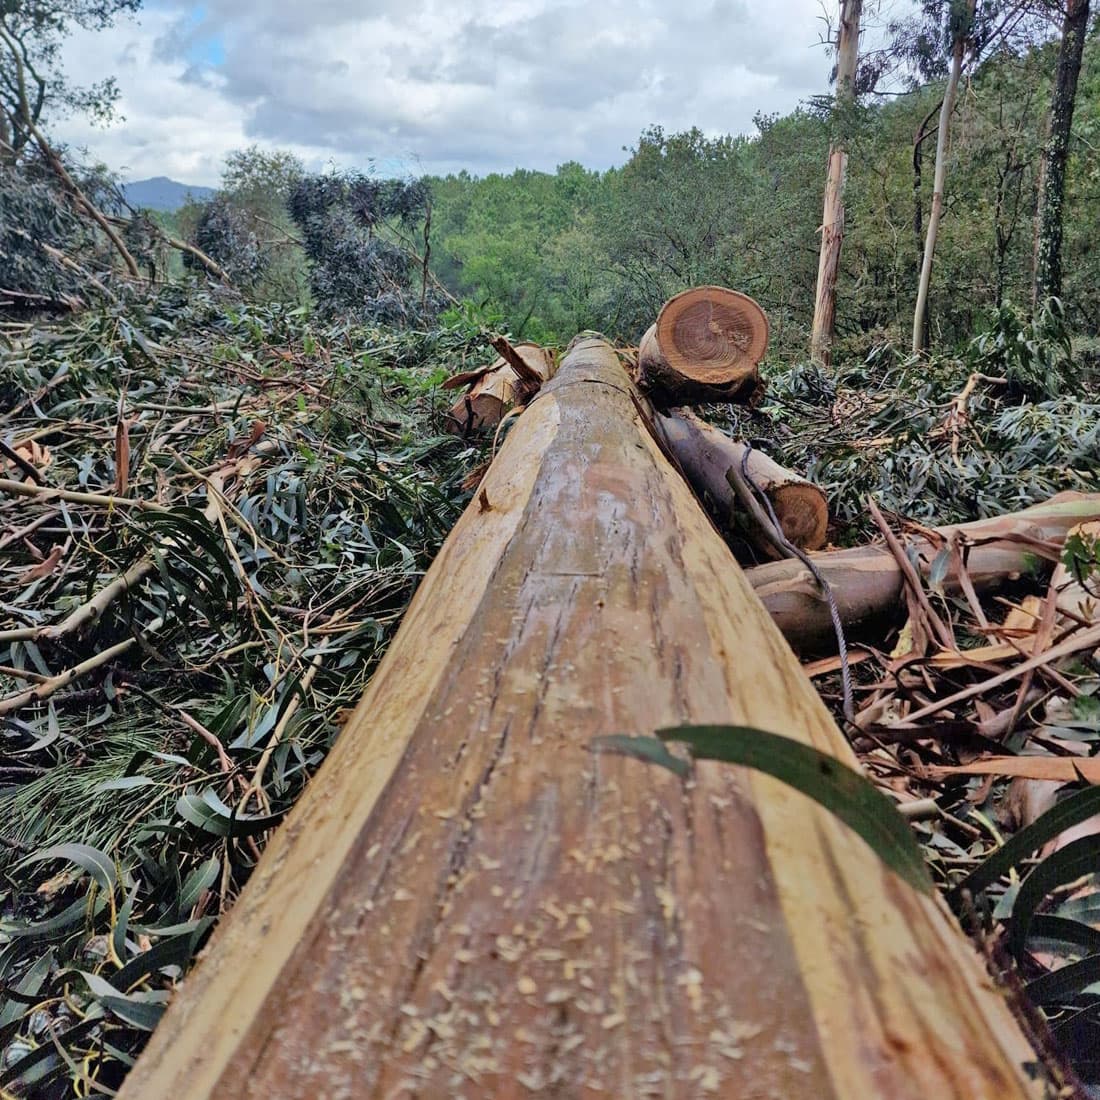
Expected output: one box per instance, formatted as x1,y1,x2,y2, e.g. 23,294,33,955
55,0,845,186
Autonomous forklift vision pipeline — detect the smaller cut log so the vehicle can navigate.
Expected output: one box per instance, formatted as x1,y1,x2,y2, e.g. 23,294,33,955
636,285,768,406
444,343,554,434
748,492,1100,653
657,408,827,556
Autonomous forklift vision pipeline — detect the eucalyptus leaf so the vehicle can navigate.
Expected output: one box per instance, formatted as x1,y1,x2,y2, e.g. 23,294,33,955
595,725,932,895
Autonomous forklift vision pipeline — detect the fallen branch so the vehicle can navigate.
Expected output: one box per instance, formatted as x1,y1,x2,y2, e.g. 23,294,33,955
0,477,169,512
925,755,1100,784
0,461,250,645
893,621,1100,727
748,492,1100,652
26,119,140,279
0,439,45,485
0,618,164,718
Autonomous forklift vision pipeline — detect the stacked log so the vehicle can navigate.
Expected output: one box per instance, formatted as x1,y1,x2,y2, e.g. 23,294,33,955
747,492,1100,651
120,337,1046,1100
657,407,827,556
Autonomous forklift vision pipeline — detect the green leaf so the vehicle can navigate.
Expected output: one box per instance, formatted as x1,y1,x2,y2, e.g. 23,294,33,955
595,725,932,895
178,858,220,914
0,893,108,940
19,843,118,894
75,970,168,1031
1008,835,1100,960
949,786,1100,905
109,923,212,992
590,734,690,778
176,791,284,837
0,949,54,1028
1025,954,1100,1005
1027,915,1100,955
0,1019,98,1089
94,775,156,793
113,883,138,963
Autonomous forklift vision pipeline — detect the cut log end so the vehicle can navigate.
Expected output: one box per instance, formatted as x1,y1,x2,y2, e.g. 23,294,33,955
768,480,829,553
637,287,769,407
444,343,554,434
657,286,769,383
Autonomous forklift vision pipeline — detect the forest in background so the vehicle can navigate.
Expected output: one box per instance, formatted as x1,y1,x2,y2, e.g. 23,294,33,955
149,16,1100,364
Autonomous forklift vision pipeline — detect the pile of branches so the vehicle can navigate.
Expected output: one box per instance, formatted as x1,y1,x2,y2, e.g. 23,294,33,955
0,150,122,312
0,286,486,1096
741,301,1099,543
788,498,1100,1086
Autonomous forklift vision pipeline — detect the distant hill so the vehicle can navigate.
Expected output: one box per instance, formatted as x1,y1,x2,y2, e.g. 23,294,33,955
122,177,215,212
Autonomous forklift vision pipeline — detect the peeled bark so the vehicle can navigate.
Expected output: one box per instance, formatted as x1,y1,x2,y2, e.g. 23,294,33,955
121,337,1046,1100
444,343,555,434
1033,0,1090,306
636,285,767,406
657,407,827,556
748,492,1100,652
810,0,862,366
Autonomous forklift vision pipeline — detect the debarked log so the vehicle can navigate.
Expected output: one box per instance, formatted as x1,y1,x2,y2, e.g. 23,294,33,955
748,492,1100,652
657,407,827,556
120,338,1046,1100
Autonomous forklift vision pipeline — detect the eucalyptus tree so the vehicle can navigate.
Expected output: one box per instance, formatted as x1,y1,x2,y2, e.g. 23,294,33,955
888,0,1058,351
0,0,141,164
811,0,864,367
1033,0,1092,305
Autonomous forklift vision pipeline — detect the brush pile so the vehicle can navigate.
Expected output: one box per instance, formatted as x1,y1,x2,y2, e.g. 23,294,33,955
0,286,484,1096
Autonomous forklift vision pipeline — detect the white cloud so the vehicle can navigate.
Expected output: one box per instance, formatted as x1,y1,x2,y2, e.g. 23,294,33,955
52,0,839,185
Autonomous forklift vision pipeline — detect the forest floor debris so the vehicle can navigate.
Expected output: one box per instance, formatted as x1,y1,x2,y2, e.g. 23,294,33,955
0,287,486,1096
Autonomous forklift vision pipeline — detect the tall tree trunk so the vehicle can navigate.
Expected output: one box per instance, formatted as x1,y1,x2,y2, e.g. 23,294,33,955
0,106,12,165
1033,0,1090,307
912,98,941,347
810,0,863,366
912,0,975,355
118,337,1047,1100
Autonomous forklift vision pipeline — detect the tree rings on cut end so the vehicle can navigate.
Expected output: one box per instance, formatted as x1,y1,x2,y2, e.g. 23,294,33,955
656,286,769,384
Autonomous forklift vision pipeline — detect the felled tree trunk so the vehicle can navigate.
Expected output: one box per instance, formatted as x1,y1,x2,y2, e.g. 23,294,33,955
748,492,1100,652
636,285,768,406
120,338,1045,1100
657,407,827,556
444,342,555,434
